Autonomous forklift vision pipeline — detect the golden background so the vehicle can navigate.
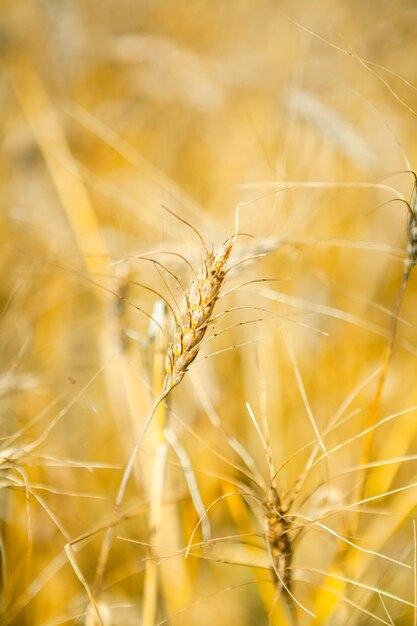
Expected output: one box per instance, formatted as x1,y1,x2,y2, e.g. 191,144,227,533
1,1,417,624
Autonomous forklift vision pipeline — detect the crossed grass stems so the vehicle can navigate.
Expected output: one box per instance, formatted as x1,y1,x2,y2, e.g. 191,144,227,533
52,172,417,624
3,169,417,624
4,16,417,623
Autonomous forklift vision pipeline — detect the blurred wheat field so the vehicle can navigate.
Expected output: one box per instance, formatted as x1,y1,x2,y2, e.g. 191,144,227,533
2,1,417,625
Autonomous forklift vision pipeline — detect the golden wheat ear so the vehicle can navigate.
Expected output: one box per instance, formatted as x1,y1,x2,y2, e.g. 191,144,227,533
163,224,237,392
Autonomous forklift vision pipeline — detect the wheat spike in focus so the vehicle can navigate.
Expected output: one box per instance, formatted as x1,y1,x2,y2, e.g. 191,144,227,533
164,238,234,392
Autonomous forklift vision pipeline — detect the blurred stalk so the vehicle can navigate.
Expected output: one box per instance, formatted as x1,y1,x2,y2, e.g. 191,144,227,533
313,266,412,623
11,62,108,282
142,303,169,626
359,269,410,496
11,62,111,622
142,302,192,625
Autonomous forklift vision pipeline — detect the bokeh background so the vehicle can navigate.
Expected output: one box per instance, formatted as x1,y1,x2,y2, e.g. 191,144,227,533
2,1,417,624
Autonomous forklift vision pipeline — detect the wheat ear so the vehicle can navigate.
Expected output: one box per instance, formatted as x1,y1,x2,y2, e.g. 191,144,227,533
164,238,234,392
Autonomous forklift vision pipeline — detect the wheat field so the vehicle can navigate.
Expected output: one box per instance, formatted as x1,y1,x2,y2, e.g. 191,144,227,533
2,1,417,624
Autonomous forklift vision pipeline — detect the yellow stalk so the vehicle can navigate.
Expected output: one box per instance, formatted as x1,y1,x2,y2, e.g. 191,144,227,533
12,62,108,282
